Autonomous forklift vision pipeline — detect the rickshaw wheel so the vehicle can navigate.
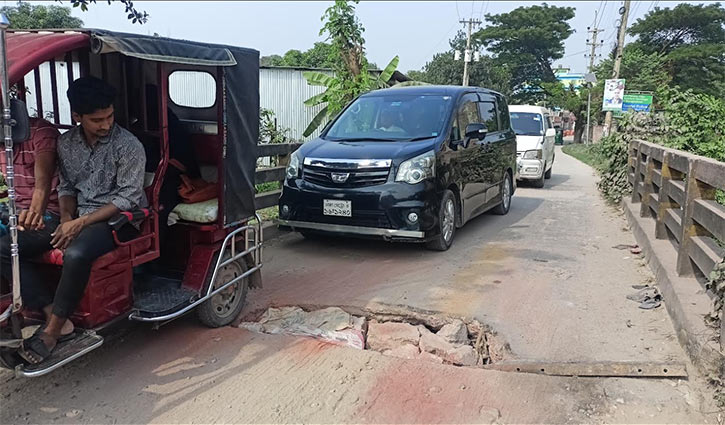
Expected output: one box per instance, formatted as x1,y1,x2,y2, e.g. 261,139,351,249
197,256,249,328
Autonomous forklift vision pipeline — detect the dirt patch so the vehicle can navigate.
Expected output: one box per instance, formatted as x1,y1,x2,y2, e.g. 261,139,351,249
239,304,511,368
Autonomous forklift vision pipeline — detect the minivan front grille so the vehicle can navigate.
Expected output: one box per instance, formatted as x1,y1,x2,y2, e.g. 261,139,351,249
302,164,390,188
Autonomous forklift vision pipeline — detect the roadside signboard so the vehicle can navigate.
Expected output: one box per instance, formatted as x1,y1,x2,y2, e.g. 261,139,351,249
622,93,653,113
602,78,625,111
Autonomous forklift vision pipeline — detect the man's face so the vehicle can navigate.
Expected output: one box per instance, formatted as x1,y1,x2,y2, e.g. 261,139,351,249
73,105,115,139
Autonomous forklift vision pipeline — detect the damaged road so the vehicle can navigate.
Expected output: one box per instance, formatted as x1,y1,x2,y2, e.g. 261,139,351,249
1,148,721,423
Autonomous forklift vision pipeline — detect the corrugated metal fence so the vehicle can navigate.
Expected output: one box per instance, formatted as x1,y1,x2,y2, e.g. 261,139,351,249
260,67,331,141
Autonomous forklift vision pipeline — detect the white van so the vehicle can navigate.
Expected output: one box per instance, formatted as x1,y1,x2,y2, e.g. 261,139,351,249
509,105,556,188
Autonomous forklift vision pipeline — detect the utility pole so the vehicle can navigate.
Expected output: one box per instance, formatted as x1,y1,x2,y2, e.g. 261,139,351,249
458,18,482,86
603,0,631,136
585,11,605,144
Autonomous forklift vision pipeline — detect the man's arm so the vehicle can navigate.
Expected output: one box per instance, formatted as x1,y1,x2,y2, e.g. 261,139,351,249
58,195,77,223
19,151,56,230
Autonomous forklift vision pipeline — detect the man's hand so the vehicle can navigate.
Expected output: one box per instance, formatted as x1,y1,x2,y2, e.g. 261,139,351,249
50,216,86,250
18,209,45,231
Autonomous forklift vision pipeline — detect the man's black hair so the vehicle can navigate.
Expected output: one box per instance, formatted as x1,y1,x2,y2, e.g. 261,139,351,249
67,76,116,115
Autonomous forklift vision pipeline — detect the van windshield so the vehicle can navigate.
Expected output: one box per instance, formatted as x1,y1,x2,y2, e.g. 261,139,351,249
324,94,452,141
510,112,544,136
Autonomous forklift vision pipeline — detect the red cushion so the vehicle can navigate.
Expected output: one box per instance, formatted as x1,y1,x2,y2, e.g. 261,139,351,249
38,238,151,268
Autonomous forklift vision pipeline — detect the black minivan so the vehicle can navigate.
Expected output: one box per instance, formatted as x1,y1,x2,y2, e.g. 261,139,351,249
278,85,516,250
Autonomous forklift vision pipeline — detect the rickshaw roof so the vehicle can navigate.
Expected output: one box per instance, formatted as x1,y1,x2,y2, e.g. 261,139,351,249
6,31,90,83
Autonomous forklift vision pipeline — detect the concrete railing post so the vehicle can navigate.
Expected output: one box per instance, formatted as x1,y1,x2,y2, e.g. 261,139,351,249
655,151,674,239
640,153,655,218
676,159,716,276
631,142,642,204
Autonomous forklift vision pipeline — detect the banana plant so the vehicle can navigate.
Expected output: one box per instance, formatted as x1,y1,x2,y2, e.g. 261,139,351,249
302,55,400,137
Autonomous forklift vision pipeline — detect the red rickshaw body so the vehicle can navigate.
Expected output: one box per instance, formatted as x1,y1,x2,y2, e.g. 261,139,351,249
0,29,262,376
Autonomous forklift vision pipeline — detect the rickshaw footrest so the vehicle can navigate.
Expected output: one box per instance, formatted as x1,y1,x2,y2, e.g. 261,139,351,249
133,277,197,316
16,331,103,378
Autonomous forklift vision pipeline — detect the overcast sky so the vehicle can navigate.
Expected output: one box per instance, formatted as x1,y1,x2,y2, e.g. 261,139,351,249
19,1,697,73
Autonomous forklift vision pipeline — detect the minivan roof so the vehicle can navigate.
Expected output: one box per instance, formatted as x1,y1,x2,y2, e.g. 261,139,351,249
361,85,503,98
509,105,550,114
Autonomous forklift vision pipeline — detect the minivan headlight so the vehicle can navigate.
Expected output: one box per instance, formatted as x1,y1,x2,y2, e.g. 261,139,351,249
286,150,301,180
396,150,435,184
522,149,542,160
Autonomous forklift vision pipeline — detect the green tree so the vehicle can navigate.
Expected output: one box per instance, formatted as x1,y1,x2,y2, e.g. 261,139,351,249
411,30,511,96
301,0,399,137
475,3,575,102
628,3,725,97
628,3,725,54
260,54,285,67
595,45,671,93
1,3,83,29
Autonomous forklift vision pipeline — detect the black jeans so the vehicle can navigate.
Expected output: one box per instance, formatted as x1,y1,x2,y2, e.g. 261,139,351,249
0,215,135,318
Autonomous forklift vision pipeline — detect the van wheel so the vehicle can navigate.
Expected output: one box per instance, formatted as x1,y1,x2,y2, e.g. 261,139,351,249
198,256,249,328
532,163,546,188
426,190,456,251
493,172,513,215
545,157,553,179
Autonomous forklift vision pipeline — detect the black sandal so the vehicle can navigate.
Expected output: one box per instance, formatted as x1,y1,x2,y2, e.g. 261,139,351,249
33,324,77,343
19,333,53,364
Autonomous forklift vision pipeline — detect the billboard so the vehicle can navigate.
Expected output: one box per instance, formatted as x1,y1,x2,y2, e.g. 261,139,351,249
602,79,626,111
622,93,653,113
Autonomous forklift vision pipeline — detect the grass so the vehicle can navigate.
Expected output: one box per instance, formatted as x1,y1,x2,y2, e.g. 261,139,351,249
561,143,605,171
257,206,279,221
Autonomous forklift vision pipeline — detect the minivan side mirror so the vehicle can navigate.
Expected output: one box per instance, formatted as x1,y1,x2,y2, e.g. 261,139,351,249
10,98,30,144
465,123,488,140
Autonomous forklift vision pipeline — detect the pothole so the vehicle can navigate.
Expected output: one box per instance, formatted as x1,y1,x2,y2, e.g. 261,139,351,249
238,304,511,368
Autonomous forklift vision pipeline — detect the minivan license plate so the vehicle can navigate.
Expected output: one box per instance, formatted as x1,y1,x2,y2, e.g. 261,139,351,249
323,199,352,217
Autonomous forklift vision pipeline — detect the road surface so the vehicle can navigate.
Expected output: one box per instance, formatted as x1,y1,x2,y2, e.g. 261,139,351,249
1,148,720,424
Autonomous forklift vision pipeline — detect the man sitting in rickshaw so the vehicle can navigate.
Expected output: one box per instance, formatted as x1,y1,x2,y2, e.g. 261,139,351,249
1,117,61,321
12,76,147,364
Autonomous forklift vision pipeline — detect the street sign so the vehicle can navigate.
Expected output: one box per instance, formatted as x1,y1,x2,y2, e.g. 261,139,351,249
602,79,625,111
622,93,653,113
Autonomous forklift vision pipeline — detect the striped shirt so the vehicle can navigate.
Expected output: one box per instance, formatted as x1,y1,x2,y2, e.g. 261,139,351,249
0,118,60,214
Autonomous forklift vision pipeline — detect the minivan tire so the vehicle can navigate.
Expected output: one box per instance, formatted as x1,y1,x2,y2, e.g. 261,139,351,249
492,172,513,215
545,157,553,179
532,163,546,188
426,189,457,251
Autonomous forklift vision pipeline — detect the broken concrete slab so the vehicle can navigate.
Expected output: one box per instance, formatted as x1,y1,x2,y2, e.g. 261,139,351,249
419,326,478,366
382,344,420,360
366,320,421,352
437,319,469,345
447,345,479,367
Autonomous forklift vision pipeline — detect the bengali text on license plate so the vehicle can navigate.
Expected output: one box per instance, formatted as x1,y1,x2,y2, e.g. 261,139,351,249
323,199,352,217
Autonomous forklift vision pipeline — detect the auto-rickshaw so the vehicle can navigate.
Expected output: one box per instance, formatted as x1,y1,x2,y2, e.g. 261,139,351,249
0,17,263,377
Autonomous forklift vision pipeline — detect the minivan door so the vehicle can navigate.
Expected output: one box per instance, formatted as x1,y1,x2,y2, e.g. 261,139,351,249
454,93,487,222
474,95,504,208
543,114,556,167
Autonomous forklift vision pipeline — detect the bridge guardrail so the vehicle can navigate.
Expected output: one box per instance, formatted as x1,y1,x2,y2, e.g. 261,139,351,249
628,139,725,350
254,142,302,211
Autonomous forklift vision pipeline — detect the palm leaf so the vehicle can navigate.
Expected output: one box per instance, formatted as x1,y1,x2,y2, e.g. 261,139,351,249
304,91,328,107
303,105,329,137
303,71,335,87
377,56,400,87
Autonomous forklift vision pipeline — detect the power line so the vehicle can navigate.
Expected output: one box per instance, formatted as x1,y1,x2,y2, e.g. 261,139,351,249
455,0,461,19
596,0,608,28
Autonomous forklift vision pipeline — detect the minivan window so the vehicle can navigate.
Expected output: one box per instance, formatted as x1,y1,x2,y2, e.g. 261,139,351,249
454,94,479,140
510,112,544,136
325,94,452,141
478,101,499,132
497,97,511,131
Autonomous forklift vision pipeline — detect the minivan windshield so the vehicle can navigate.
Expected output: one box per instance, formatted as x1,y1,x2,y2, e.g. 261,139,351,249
324,94,453,141
510,112,544,136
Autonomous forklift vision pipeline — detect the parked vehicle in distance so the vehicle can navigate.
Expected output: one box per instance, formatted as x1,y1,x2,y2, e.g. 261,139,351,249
509,105,556,188
278,85,517,251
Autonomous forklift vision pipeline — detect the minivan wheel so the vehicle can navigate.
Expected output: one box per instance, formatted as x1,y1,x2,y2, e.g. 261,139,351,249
493,172,513,215
532,163,546,188
426,190,457,251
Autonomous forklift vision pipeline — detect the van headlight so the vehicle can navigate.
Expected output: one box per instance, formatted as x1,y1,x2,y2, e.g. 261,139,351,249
396,150,435,184
522,149,542,160
286,150,301,180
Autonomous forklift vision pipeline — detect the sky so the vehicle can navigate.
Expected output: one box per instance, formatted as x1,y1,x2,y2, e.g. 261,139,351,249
17,1,698,74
